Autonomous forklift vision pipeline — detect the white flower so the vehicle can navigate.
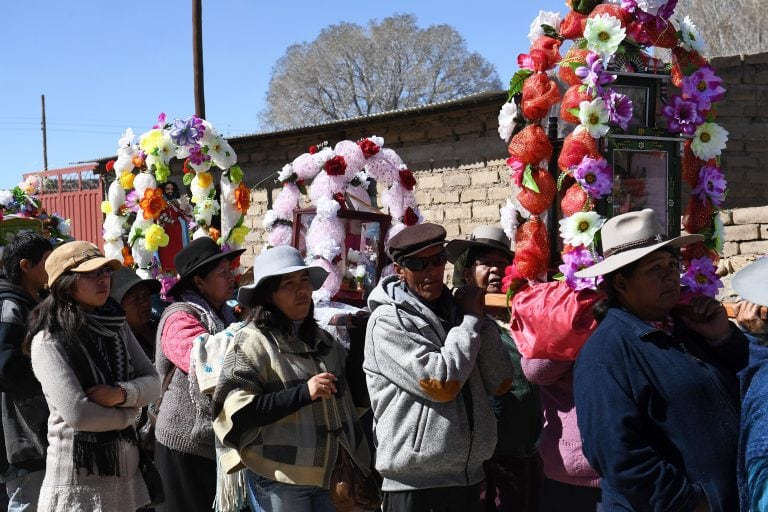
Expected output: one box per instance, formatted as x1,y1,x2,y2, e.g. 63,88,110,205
312,238,342,262
368,136,384,147
262,210,278,229
114,153,134,174
118,128,135,150
528,10,562,43
500,198,521,243
131,242,153,268
155,132,177,162
578,98,611,138
194,198,220,226
345,267,355,279
278,164,295,182
206,134,237,170
691,122,728,160
313,147,334,166
200,120,220,147
347,248,361,263
0,189,13,207
20,175,40,195
559,211,605,247
57,218,72,236
103,240,125,262
677,16,707,54
355,170,371,189
190,173,215,202
103,214,125,241
584,14,626,59
498,102,519,142
354,264,367,280
107,180,125,212
315,196,341,219
133,172,157,197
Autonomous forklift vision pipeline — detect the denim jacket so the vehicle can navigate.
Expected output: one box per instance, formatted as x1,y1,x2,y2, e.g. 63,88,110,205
574,308,748,512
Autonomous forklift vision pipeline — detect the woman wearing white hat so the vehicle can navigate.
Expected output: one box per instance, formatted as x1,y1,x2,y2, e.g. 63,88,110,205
212,246,372,512
572,209,749,512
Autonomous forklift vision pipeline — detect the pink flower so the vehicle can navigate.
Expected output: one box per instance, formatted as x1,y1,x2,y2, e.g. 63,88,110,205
681,256,723,297
682,66,726,111
603,91,633,130
506,158,525,188
662,95,703,136
573,156,612,199
152,112,167,129
691,165,727,207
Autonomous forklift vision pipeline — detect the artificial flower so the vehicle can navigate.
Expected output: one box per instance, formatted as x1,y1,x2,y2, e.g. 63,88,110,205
682,66,726,111
140,188,167,220
403,207,419,226
603,91,633,130
528,10,562,43
278,163,294,182
358,138,381,158
152,113,167,130
138,129,164,154
194,198,220,226
106,160,115,172
170,116,203,147
677,15,707,54
574,156,613,198
262,210,278,229
681,256,722,297
153,162,171,184
324,155,347,176
188,144,211,166
498,102,519,142
101,201,113,214
691,165,727,207
559,211,605,247
354,264,367,281
119,171,136,190
118,128,136,151
191,172,214,202
583,14,626,58
133,172,157,196
207,134,237,170
20,176,40,195
229,225,249,246
208,227,221,242
559,246,602,290
500,198,522,241
575,52,616,95
662,95,703,135
0,189,13,207
144,224,170,252
506,158,526,188
347,248,361,264
103,215,124,240
399,169,417,191
578,98,611,138
234,182,251,214
114,154,134,174
125,190,141,213
691,122,729,160
107,181,125,212
229,165,244,184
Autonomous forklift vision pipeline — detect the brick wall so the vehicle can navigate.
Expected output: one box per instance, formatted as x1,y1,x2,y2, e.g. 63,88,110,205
719,206,768,300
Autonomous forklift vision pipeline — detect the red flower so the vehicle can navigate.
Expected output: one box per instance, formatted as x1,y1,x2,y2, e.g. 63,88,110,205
308,145,318,154
399,169,416,191
403,207,419,226
183,158,193,174
358,139,380,158
105,160,115,172
333,192,347,210
324,155,347,176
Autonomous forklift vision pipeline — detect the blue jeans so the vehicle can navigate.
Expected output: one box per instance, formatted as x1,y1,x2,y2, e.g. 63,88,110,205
246,471,335,512
5,470,45,512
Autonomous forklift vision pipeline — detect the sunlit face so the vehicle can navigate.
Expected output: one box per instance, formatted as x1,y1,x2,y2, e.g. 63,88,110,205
194,258,235,310
271,270,314,321
614,249,681,321
121,283,154,329
395,245,447,302
462,248,512,294
71,266,113,311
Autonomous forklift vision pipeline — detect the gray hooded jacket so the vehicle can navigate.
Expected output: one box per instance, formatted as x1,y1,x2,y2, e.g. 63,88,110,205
364,275,514,491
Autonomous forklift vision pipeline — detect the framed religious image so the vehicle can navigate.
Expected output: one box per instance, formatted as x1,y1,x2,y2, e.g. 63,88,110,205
601,136,682,238
611,72,664,130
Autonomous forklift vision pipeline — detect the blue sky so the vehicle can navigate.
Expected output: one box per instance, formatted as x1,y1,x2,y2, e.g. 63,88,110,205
1,0,565,190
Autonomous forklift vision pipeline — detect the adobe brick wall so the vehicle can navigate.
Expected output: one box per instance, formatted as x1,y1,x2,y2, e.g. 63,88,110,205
718,206,768,301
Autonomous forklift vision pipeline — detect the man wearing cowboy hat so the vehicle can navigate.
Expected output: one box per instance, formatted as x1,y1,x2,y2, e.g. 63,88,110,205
447,226,542,512
572,209,749,512
364,223,514,511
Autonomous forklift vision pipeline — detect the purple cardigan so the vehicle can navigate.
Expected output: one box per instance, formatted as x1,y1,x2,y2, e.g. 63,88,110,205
521,357,600,488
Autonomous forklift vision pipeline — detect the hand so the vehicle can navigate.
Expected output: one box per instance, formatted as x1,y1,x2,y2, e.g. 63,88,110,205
453,285,485,317
308,372,337,401
85,384,126,407
677,296,731,346
733,300,768,335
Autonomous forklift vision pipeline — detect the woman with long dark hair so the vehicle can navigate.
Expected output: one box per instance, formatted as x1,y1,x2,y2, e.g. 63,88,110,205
27,241,161,511
153,237,244,512
213,245,371,512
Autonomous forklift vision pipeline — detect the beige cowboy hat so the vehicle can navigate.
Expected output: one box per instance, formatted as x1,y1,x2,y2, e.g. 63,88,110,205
575,209,703,278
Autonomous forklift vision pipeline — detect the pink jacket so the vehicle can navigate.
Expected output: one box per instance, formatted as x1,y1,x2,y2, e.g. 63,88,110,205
521,357,600,488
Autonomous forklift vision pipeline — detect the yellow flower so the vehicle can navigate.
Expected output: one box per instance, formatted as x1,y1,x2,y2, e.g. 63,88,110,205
144,224,170,252
229,225,249,246
139,129,163,154
119,171,135,190
101,201,113,214
196,171,213,189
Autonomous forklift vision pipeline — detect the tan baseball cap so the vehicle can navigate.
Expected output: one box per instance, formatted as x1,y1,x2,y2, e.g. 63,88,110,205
45,241,122,288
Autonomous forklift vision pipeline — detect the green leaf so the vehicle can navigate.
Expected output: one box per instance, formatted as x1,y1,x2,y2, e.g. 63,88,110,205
522,165,540,193
568,60,583,71
541,24,558,38
182,172,194,186
552,272,565,281
508,69,534,99
297,182,308,195
556,171,570,191
568,107,581,118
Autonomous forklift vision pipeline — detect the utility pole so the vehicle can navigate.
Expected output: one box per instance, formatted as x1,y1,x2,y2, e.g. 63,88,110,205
192,0,205,118
41,94,48,170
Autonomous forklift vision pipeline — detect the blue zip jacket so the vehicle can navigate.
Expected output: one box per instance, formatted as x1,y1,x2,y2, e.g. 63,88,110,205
574,308,748,512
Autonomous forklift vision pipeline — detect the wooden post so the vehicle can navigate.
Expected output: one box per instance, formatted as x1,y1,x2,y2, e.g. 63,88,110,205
41,94,48,170
192,0,205,118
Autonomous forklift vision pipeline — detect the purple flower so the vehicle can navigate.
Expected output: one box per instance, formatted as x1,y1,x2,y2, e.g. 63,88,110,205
620,0,638,14
190,115,206,139
169,116,202,147
603,91,633,130
125,190,141,213
574,156,613,199
691,165,727,207
657,0,678,20
662,95,704,135
681,256,723,298
682,66,726,111
575,52,616,95
188,144,211,166
559,246,602,291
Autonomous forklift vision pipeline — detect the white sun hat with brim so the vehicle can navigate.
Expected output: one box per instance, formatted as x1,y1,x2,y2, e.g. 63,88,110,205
575,208,704,278
732,257,768,307
237,245,328,306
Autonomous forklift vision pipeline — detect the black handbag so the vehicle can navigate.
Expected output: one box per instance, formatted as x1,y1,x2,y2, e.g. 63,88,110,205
137,365,177,455
138,447,165,506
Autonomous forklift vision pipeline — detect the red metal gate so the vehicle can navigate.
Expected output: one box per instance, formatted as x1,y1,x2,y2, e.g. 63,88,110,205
24,164,104,249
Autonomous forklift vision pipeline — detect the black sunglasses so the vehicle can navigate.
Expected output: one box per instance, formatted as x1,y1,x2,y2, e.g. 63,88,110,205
400,250,448,271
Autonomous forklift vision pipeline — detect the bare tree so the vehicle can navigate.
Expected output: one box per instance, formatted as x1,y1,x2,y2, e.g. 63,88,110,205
260,14,502,130
676,0,766,58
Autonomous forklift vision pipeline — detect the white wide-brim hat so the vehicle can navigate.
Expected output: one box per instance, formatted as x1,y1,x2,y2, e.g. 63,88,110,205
575,208,703,278
237,245,328,306
732,258,768,307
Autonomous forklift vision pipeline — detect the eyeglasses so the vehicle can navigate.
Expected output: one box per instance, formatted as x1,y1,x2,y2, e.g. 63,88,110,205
79,267,113,280
400,250,448,271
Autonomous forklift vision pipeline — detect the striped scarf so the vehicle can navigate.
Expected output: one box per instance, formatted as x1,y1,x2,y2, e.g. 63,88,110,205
67,299,137,476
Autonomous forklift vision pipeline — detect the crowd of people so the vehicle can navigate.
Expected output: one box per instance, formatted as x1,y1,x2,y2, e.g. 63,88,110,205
2,207,768,511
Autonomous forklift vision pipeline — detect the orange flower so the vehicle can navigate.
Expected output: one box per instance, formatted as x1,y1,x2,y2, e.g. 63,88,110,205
208,227,221,241
140,188,167,220
234,182,251,214
121,245,135,267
